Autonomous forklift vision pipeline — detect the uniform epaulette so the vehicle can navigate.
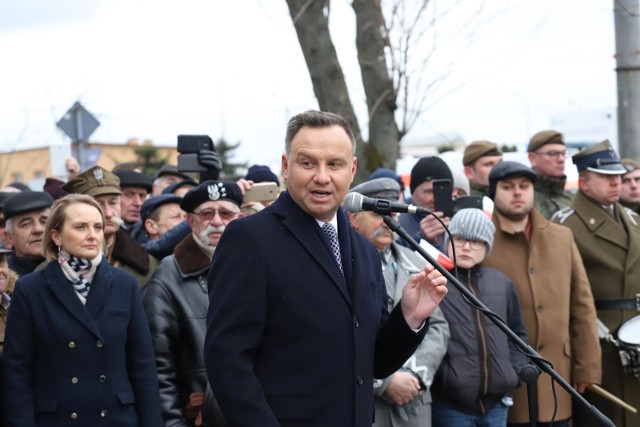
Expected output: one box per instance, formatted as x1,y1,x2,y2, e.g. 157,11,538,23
551,207,575,224
623,207,639,226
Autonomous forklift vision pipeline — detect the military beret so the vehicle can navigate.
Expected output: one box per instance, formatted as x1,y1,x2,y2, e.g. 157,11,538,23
154,164,194,181
622,158,640,174
180,180,243,213
62,166,122,197
162,179,198,195
350,177,401,201
114,171,152,192
463,140,502,166
528,130,565,152
3,191,54,220
140,194,182,222
572,140,626,175
488,161,537,199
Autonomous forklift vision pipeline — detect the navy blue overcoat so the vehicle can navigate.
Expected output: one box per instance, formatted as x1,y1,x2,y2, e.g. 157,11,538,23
2,259,162,427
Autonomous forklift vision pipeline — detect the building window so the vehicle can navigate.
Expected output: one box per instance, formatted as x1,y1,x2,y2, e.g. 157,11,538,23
35,170,45,179
12,173,22,183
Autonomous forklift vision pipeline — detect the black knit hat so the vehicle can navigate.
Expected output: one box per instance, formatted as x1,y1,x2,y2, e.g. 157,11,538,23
488,161,537,199
409,157,453,194
245,165,279,186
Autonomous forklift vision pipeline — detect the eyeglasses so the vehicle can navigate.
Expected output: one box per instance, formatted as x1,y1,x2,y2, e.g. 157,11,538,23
452,236,485,250
192,208,239,222
535,150,566,159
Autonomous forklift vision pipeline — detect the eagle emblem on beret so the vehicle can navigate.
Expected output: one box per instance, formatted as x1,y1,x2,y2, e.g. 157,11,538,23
207,182,227,201
93,167,105,185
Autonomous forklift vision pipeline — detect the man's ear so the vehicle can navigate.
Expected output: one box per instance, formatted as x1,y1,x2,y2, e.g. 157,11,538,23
348,212,359,230
2,230,12,249
144,219,158,238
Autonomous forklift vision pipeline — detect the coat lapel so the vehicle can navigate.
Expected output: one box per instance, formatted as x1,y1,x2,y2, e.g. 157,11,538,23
85,259,114,321
574,193,628,250
273,193,351,304
45,261,104,340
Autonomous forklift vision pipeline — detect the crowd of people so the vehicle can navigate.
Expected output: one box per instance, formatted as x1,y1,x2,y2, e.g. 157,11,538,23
0,109,636,427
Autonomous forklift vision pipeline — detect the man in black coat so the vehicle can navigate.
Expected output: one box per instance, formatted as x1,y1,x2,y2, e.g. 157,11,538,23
143,180,244,426
204,110,448,427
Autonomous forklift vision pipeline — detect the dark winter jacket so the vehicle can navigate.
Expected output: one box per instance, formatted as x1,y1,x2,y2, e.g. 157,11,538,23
432,265,528,415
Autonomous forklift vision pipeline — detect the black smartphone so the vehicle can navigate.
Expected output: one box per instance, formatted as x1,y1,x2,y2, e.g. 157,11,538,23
177,135,215,173
454,196,483,214
432,178,454,217
177,135,214,154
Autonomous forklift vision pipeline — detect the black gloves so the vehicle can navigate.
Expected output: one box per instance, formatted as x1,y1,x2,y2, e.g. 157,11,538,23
198,149,222,182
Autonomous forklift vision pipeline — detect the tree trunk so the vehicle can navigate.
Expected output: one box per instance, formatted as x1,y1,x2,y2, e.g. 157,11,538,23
285,0,369,182
353,0,400,172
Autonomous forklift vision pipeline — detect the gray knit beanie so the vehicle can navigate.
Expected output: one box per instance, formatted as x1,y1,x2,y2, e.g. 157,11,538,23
445,208,495,255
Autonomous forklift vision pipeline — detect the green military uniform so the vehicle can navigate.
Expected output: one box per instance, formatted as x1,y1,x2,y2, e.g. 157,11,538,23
552,141,640,427
62,166,158,288
533,174,573,219
620,199,640,215
463,140,501,198
527,130,574,219
469,182,489,197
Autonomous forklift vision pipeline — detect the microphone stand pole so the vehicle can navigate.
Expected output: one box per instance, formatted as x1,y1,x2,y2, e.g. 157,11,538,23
383,215,614,427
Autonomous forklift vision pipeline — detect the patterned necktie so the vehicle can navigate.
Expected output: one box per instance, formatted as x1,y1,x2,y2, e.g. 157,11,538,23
322,222,344,276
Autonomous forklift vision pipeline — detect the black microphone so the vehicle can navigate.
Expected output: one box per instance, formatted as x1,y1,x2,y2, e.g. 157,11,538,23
342,192,431,215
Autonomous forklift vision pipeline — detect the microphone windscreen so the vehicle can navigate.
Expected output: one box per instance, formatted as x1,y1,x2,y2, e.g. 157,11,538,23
342,192,364,213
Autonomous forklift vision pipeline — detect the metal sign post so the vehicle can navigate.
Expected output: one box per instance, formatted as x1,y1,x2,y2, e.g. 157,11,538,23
56,101,100,169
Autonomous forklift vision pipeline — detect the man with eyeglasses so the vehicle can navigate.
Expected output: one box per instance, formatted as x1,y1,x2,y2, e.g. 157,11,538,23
142,179,243,427
527,130,573,219
484,161,600,427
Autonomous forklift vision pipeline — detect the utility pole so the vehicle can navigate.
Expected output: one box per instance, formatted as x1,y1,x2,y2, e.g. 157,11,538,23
614,0,640,160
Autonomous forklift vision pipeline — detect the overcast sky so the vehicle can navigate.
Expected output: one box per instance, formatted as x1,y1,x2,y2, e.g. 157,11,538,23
0,0,617,173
